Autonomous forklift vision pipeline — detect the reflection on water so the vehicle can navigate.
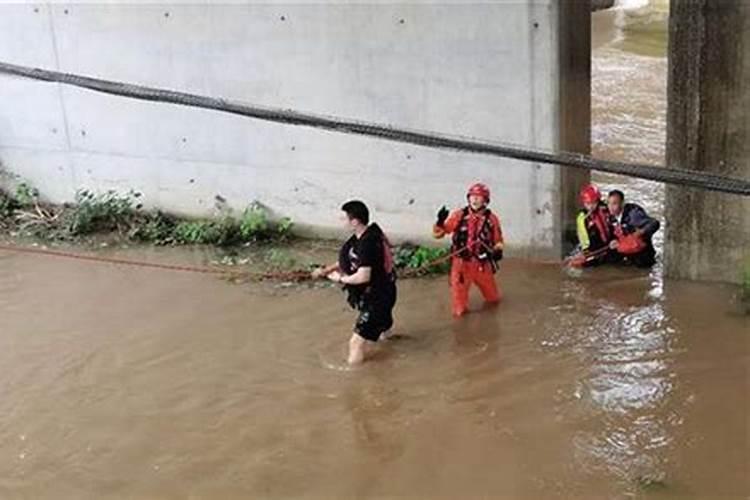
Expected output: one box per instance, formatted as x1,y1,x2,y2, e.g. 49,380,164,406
588,4,677,493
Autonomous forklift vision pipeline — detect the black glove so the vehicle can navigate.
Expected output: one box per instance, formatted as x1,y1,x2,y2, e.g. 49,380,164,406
436,206,450,227
492,249,503,262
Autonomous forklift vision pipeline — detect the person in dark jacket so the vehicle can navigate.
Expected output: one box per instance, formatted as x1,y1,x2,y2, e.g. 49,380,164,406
606,190,661,268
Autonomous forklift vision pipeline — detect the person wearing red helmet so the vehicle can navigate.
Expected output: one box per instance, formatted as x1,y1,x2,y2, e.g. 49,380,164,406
433,182,504,317
573,183,613,266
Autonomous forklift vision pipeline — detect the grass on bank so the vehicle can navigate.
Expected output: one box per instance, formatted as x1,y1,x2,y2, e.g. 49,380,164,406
0,185,293,246
0,183,449,276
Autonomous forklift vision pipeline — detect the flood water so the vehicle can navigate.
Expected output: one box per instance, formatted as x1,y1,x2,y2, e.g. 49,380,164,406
1,2,748,499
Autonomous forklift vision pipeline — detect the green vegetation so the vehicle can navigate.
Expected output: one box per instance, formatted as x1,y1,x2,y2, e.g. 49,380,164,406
0,184,293,247
67,189,140,236
1,182,36,220
14,182,39,206
0,190,18,218
128,211,177,244
0,178,450,278
394,244,451,275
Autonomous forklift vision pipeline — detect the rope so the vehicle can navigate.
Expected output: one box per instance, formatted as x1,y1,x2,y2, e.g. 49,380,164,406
0,242,457,281
563,245,611,265
397,246,462,278
0,243,311,282
0,61,748,196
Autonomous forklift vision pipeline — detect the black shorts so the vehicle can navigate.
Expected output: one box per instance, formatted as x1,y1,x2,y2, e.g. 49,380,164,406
354,282,397,342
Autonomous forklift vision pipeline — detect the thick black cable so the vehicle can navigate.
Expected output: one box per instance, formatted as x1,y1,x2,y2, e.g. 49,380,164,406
1,61,748,196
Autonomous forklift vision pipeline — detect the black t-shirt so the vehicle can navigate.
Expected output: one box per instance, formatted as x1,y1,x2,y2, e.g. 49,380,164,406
339,223,394,296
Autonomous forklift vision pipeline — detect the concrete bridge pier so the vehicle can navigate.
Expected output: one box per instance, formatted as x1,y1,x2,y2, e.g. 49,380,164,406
665,0,750,284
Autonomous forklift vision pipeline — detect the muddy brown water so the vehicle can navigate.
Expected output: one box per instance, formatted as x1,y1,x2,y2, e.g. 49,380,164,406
1,3,748,499
1,252,747,498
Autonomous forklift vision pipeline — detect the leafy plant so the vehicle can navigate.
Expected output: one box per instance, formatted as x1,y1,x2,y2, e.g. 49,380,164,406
64,189,139,235
237,203,294,242
277,217,294,238
173,220,218,245
129,211,177,245
0,181,296,248
14,182,39,206
394,244,451,274
0,189,19,218
239,203,269,239
171,217,239,246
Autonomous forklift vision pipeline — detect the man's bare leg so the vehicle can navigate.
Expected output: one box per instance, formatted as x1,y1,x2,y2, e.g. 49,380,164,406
348,333,369,365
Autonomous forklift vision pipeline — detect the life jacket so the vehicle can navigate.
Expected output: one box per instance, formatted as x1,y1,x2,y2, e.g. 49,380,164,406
451,207,498,261
616,233,647,255
338,223,395,308
579,203,611,251
610,204,653,255
338,223,394,276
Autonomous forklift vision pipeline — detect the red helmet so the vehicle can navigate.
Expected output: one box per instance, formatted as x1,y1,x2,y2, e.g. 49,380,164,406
579,184,601,205
467,182,490,203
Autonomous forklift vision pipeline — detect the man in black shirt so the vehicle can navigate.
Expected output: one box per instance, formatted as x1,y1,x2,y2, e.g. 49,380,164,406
311,201,397,365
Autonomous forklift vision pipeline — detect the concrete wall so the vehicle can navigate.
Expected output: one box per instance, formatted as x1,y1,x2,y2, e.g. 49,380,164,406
0,2,590,257
665,0,750,283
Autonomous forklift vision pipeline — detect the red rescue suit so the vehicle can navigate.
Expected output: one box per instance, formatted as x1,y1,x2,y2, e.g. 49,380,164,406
434,207,504,317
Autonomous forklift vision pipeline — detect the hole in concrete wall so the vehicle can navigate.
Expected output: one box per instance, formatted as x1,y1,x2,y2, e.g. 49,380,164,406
33,7,39,13
536,209,542,215
291,146,296,151
280,15,286,21
399,19,405,25
533,22,539,29
164,12,170,18
406,154,412,160
81,130,86,137
408,198,415,205
189,179,195,184
63,9,69,15
52,127,58,134
181,137,187,143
